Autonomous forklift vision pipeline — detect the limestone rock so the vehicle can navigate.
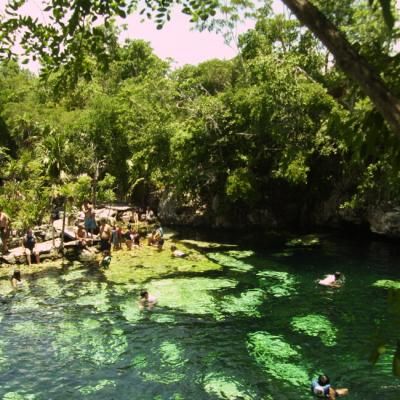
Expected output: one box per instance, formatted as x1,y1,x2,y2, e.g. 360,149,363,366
368,208,400,237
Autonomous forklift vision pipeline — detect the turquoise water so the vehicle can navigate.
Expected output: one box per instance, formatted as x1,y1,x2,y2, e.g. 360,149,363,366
0,233,399,399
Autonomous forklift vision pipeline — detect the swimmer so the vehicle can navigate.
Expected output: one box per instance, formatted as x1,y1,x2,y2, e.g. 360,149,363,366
139,290,157,310
318,271,344,288
10,270,23,288
170,244,187,258
311,375,348,399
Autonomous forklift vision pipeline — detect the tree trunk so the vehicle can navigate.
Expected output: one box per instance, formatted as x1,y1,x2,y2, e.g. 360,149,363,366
61,199,66,253
281,0,400,137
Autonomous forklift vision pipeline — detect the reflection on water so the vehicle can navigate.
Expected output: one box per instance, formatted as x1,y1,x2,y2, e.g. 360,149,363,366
0,234,399,399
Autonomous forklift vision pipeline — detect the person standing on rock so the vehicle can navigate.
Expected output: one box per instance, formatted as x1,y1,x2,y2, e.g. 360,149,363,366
82,200,96,238
99,218,112,252
0,207,11,254
23,228,40,267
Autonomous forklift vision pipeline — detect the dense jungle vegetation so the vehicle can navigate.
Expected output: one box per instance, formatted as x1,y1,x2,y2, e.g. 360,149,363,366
1,1,400,230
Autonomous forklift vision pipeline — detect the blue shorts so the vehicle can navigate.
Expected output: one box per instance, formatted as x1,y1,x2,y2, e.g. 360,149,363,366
84,218,96,231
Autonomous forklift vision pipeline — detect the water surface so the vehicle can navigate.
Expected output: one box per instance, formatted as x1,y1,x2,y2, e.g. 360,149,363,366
0,233,399,399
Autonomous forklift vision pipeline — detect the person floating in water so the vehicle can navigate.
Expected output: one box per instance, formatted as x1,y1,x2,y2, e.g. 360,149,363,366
311,374,348,399
139,290,157,310
318,271,344,288
10,270,23,288
170,244,187,258
100,250,112,269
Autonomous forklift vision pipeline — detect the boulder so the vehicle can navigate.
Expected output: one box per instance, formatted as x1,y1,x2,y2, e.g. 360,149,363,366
368,208,400,237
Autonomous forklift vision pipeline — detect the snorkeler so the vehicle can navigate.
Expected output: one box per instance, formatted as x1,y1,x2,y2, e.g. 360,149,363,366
318,272,344,288
311,375,348,399
139,290,157,310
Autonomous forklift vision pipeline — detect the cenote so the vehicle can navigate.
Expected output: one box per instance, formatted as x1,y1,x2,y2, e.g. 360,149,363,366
0,231,399,400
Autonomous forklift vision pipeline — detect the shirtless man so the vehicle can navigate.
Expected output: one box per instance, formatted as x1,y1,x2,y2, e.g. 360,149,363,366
0,207,10,254
139,291,157,310
99,218,112,252
75,223,88,248
82,200,96,237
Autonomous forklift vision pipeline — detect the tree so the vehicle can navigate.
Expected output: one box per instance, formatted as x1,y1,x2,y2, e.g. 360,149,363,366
280,0,400,137
2,0,399,137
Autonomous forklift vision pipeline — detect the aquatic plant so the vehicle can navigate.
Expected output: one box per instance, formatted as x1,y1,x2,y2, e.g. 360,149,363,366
286,236,320,248
159,340,187,367
207,252,254,272
75,282,110,312
181,240,235,250
2,393,36,400
119,298,143,323
0,340,8,370
11,321,44,337
78,379,116,395
226,250,255,259
146,277,237,318
132,340,187,384
61,267,86,282
203,372,256,399
247,331,310,386
373,280,400,290
219,289,265,318
150,313,176,324
291,315,338,347
257,270,298,297
152,394,184,400
132,354,148,369
53,319,127,366
0,280,15,297
104,247,222,284
36,276,63,298
10,297,40,313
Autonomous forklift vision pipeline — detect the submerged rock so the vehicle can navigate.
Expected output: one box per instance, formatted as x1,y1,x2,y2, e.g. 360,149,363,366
285,235,320,248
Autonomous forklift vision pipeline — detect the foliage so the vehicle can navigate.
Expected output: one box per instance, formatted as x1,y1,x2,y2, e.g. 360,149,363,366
0,3,400,228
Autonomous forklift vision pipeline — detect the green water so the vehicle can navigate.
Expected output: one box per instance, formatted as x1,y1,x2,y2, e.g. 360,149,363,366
0,233,399,399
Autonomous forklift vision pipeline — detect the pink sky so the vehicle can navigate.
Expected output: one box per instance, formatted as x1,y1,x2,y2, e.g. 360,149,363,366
4,0,286,72
120,1,286,67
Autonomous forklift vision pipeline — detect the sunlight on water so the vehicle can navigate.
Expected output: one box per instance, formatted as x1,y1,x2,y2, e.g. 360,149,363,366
220,289,265,318
247,331,310,387
207,252,254,272
53,319,128,366
78,379,116,395
203,372,256,399
291,314,338,347
0,235,399,399
257,270,298,297
146,277,237,318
